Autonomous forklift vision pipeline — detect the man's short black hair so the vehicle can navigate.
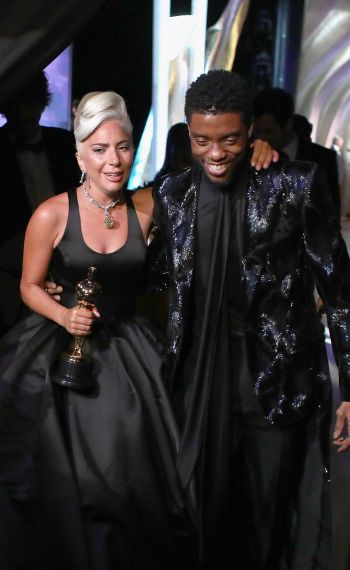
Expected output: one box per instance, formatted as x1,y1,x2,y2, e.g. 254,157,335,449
185,69,253,127
254,87,294,127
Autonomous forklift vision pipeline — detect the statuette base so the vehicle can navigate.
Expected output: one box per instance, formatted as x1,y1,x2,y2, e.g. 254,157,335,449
52,352,95,391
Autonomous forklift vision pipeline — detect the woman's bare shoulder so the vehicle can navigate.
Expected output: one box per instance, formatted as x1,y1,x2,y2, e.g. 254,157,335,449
130,186,154,215
29,191,69,227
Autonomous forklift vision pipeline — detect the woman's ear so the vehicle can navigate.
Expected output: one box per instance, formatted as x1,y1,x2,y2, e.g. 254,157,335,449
75,151,85,172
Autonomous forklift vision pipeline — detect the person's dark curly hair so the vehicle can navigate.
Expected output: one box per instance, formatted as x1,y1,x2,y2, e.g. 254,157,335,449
184,69,253,127
253,87,294,127
0,70,52,117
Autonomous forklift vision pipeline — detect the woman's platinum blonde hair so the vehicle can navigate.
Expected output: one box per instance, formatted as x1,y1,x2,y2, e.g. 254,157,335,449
74,91,133,148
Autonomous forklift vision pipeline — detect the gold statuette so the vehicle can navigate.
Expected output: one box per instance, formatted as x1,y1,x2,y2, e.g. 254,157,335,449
52,266,102,391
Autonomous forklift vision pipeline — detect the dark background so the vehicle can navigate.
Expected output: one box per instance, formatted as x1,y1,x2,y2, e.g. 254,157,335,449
72,0,232,147
72,0,304,148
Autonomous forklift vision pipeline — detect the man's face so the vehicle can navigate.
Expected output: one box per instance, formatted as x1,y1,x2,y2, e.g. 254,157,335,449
253,113,289,149
188,112,251,185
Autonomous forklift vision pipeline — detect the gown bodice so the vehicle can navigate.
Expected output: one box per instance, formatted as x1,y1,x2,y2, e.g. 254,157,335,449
50,189,147,301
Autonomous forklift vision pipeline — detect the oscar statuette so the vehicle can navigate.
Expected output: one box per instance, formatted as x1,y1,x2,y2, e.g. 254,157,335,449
52,266,101,391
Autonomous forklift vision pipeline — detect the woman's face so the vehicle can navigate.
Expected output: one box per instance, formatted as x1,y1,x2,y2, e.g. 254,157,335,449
77,119,134,197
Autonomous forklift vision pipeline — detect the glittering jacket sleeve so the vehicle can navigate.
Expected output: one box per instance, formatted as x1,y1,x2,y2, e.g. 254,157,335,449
245,160,350,418
151,169,196,371
145,225,170,293
303,165,350,400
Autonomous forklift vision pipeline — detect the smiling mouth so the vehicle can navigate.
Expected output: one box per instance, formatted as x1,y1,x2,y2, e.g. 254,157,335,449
205,162,229,175
104,172,123,179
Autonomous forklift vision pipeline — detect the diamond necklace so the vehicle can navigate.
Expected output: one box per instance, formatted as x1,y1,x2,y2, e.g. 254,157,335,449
82,180,122,229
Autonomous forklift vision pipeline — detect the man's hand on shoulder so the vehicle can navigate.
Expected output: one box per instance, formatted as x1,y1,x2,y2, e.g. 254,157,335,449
251,139,279,170
333,401,350,452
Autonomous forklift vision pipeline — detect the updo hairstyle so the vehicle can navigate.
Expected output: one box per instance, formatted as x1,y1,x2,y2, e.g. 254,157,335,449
74,91,133,150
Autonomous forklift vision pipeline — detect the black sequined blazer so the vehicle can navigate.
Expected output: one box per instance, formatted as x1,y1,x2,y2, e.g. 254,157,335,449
152,160,350,425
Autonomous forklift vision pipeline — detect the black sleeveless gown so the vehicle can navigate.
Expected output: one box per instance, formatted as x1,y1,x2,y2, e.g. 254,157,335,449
0,190,186,570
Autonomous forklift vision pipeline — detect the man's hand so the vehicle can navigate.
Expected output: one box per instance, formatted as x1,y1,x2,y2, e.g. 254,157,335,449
250,139,279,170
44,280,63,302
333,401,350,452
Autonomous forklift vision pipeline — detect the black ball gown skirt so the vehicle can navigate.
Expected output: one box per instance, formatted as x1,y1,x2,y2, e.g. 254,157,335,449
0,310,188,570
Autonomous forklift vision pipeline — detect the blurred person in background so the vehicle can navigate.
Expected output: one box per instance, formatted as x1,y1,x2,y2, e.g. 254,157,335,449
254,87,341,222
0,70,80,337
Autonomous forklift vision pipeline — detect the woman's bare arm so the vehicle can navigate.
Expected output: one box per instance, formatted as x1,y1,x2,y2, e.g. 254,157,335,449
21,195,96,336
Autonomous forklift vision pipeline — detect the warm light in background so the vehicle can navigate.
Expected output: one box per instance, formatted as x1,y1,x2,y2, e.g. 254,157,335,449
130,13,200,188
129,0,209,188
166,16,196,61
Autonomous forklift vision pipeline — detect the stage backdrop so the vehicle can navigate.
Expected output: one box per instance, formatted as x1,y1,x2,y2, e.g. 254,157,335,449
0,0,110,108
296,0,350,216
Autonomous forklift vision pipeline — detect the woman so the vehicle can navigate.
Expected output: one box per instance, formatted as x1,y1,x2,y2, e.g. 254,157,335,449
0,91,188,570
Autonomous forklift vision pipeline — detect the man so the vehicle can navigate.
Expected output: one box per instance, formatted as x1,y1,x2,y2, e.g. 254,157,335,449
253,87,341,221
152,70,350,569
0,71,80,337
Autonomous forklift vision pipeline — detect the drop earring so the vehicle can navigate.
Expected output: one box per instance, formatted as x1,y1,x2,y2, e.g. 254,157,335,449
79,170,86,184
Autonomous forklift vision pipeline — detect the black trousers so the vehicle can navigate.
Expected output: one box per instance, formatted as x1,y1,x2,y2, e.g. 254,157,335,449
176,328,331,570
195,408,331,570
